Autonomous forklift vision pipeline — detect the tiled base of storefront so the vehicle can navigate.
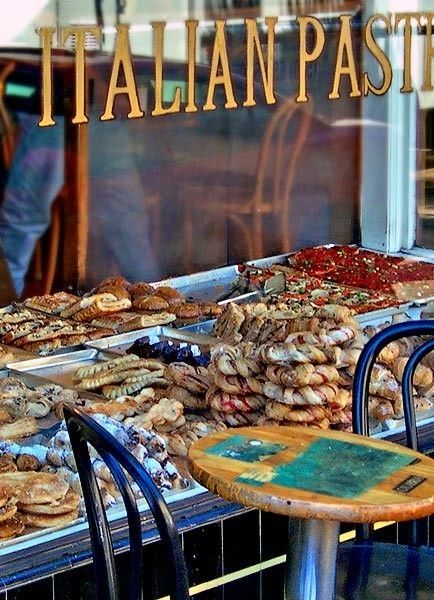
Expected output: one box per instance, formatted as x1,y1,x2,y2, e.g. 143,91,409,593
2,510,433,600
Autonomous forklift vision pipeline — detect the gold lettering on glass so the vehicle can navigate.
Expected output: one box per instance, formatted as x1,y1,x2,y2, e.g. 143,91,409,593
297,16,325,103
101,24,144,121
59,25,101,124
186,19,198,113
244,17,277,107
422,13,434,91
152,21,182,116
37,27,56,127
203,20,237,111
329,15,361,99
395,12,421,93
363,14,393,96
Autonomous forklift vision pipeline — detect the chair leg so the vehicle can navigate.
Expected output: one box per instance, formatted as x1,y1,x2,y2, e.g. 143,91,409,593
252,211,264,258
229,214,254,261
43,204,61,294
149,195,161,258
182,198,195,273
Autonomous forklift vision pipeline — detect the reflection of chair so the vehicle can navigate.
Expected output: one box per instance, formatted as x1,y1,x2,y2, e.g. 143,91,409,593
182,100,312,271
64,405,190,600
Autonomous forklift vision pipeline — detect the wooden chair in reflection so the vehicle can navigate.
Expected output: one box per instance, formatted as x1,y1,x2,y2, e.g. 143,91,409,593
182,99,312,271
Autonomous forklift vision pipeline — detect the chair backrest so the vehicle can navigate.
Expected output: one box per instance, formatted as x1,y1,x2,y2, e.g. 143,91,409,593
352,320,434,452
352,320,434,545
63,405,190,600
252,99,312,214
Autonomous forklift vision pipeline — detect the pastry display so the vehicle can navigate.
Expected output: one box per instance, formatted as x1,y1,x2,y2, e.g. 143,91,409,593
0,378,78,437
285,245,434,301
0,306,112,355
0,412,188,541
23,279,222,332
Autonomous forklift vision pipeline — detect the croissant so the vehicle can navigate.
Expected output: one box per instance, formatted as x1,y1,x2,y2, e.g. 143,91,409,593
393,357,433,389
369,365,400,400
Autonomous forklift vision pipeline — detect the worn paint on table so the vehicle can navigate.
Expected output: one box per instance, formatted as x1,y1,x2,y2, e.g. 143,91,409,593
236,438,415,499
206,435,287,463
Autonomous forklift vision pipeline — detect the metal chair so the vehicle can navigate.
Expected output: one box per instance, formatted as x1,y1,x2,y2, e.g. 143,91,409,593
63,405,190,600
336,320,434,599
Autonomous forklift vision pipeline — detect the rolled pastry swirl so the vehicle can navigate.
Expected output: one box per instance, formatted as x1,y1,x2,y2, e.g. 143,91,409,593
263,382,340,406
265,364,340,388
206,387,266,413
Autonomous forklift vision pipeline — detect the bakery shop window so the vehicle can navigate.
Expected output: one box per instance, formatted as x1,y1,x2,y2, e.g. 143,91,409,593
1,1,432,295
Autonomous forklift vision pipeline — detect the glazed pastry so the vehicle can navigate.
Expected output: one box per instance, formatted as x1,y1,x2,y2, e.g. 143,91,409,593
97,285,131,300
369,365,400,400
152,286,184,306
173,303,201,320
165,363,210,394
214,372,263,395
132,295,169,312
130,282,155,296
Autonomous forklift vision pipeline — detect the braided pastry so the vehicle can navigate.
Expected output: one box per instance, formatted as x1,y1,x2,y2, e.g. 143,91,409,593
210,409,262,427
259,343,327,365
265,364,339,388
75,355,140,380
265,402,328,423
165,363,210,394
206,388,266,413
264,382,339,406
214,372,263,395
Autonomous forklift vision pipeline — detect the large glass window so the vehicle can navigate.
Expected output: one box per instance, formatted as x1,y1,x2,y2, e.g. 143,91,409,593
0,1,432,296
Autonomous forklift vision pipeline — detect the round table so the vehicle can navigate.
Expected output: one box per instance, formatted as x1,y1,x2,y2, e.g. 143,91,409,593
188,426,434,600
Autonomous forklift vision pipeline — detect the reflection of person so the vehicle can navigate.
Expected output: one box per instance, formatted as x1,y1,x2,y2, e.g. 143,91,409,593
0,111,159,296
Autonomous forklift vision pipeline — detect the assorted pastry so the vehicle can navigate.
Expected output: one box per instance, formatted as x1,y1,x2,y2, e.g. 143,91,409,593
23,277,223,332
0,469,79,539
0,305,112,355
0,378,78,439
72,354,168,399
0,413,188,540
0,345,15,368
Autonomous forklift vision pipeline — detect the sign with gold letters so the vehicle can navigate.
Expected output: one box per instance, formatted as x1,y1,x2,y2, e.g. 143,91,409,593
37,13,434,127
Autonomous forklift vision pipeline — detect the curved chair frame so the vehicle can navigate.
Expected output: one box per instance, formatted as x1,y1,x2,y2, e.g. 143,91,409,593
352,320,434,450
64,405,190,600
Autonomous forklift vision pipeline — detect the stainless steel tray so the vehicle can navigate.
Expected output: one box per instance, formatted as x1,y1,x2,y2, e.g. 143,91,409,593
151,265,242,302
10,348,117,390
355,303,413,325
86,325,219,354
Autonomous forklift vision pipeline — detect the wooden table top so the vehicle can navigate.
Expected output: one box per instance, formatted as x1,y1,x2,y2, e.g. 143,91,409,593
188,426,434,523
